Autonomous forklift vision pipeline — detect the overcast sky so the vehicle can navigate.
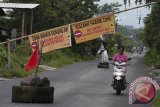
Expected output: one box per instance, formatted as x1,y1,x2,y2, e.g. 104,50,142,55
97,0,151,28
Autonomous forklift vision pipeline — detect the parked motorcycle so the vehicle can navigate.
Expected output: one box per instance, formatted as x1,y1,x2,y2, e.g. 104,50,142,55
109,58,131,95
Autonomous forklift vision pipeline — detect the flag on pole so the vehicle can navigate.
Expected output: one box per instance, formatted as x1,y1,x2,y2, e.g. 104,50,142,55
25,47,38,71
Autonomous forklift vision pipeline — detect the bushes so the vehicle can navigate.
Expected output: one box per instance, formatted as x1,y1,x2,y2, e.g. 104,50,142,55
0,43,95,78
144,47,160,67
0,46,7,67
0,69,34,78
152,92,160,107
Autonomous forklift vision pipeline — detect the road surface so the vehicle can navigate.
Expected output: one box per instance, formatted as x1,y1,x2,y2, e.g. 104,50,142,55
0,53,151,107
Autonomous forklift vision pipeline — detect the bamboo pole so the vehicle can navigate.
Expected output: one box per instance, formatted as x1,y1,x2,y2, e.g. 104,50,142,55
34,41,44,78
113,2,156,15
0,41,7,45
7,39,11,70
21,10,25,37
30,9,33,34
0,35,29,45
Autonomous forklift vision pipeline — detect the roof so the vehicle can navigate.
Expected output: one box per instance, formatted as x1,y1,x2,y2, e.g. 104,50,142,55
0,3,39,9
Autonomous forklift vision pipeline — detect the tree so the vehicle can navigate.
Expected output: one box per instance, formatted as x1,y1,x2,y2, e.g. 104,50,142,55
0,0,103,58
98,2,121,15
142,1,160,50
2,0,100,35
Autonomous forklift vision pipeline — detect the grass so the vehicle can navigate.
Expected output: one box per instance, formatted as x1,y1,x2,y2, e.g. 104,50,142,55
152,92,160,107
144,48,160,67
0,43,95,78
0,68,39,78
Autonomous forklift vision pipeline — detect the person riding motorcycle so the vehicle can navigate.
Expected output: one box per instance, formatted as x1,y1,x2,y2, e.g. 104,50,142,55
111,46,128,86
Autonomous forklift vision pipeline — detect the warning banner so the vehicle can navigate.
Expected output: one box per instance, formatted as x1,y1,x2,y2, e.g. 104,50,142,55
28,25,71,53
72,14,115,44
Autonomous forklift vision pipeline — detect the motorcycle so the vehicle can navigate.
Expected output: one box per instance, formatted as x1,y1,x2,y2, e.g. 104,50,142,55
109,58,131,95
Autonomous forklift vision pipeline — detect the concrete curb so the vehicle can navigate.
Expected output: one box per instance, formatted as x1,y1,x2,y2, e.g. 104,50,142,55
39,65,56,71
0,77,9,81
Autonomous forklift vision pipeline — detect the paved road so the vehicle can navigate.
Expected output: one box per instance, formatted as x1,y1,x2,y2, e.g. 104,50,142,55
0,53,151,107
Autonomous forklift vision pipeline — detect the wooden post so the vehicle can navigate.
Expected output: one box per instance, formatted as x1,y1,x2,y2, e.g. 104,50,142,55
24,14,27,36
7,39,11,70
30,9,33,34
21,10,25,37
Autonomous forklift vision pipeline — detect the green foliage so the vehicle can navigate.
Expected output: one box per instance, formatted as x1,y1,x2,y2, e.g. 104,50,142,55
135,28,144,45
41,47,94,68
123,37,136,51
3,0,100,34
98,2,121,15
150,1,160,49
0,46,7,66
113,33,124,46
152,92,160,107
0,68,35,78
103,34,115,55
144,47,160,66
0,43,95,78
102,33,136,56
141,1,160,66
0,47,6,58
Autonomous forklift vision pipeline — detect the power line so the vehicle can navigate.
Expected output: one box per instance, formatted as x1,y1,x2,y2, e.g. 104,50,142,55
113,2,156,15
122,13,147,16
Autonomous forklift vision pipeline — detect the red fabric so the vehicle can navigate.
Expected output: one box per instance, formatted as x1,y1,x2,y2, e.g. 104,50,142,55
25,48,38,71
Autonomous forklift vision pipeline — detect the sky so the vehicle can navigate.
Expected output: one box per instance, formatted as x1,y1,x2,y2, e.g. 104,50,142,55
97,0,151,28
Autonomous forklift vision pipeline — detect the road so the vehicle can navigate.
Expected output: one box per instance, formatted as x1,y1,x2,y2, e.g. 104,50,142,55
0,53,151,107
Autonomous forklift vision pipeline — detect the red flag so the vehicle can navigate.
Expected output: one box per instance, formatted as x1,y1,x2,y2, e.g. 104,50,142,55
25,48,38,71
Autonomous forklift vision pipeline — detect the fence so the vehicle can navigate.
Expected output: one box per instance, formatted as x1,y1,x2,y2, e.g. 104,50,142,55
0,35,31,70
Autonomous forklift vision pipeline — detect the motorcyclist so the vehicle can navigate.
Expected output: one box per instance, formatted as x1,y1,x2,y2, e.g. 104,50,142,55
111,45,128,86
